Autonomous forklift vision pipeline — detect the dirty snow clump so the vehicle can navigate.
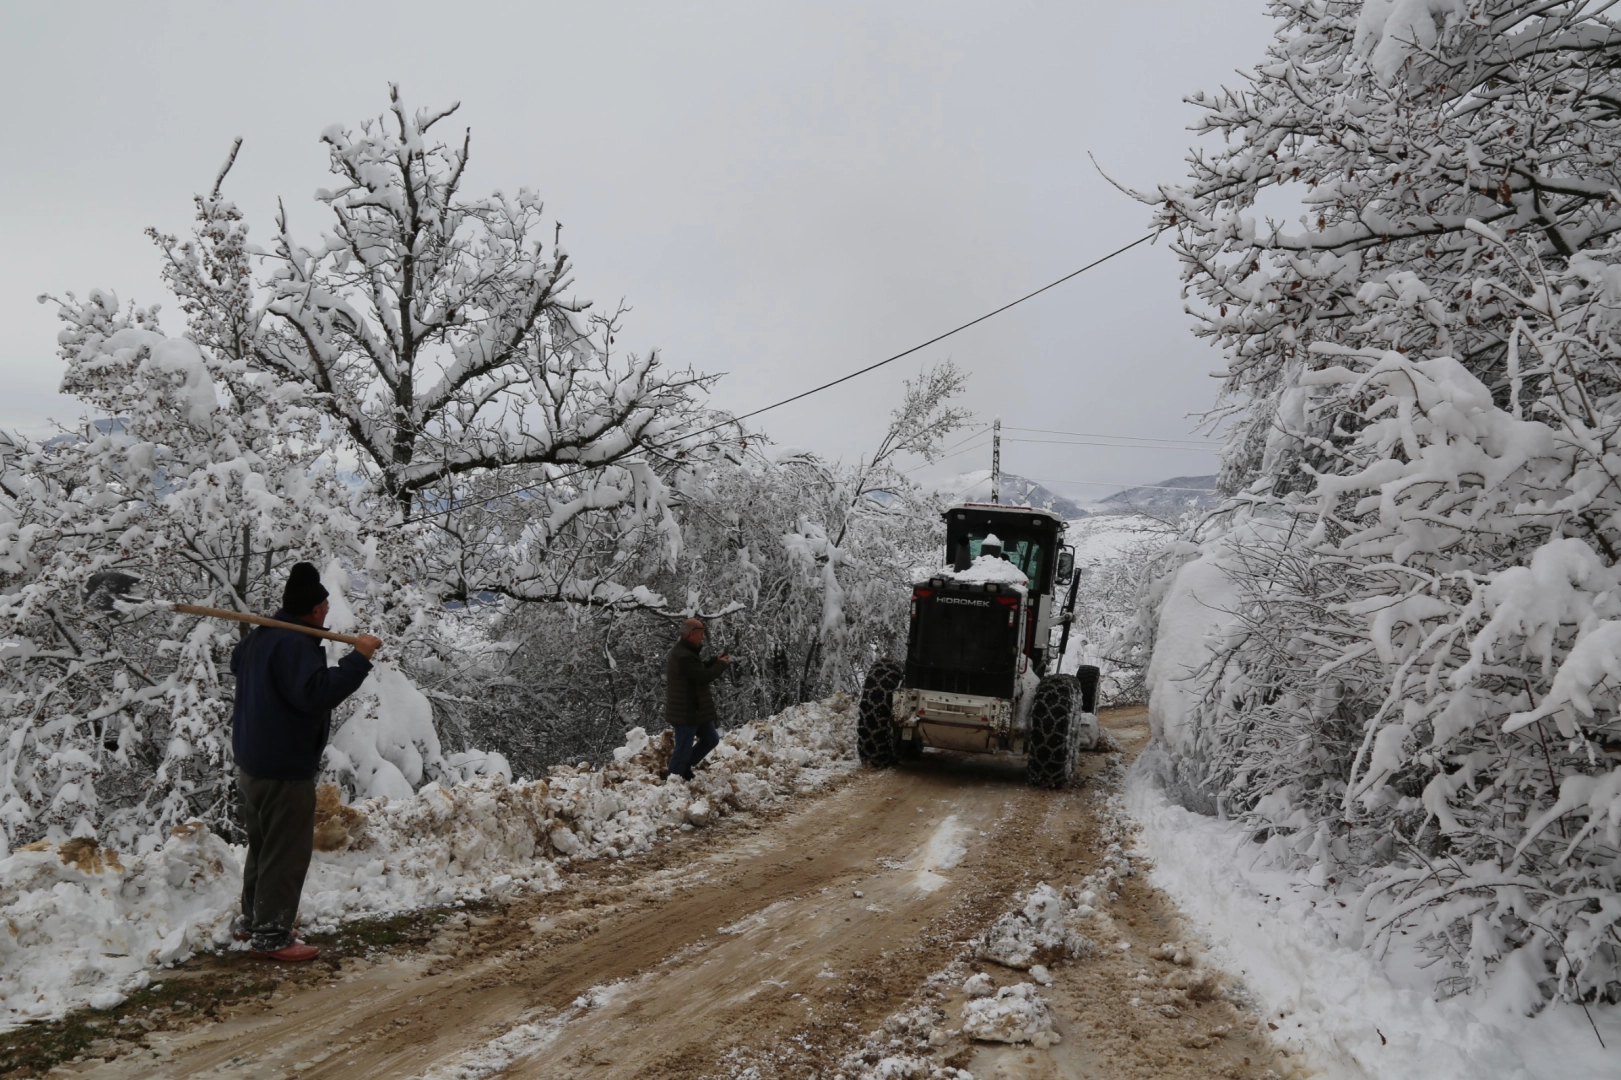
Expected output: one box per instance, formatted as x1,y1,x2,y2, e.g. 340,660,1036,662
960,981,1059,1047
961,972,996,998
849,1056,974,1080
839,1004,959,1079
973,881,1094,969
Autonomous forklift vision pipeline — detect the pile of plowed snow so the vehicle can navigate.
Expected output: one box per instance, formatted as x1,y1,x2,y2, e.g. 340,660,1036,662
0,695,856,1028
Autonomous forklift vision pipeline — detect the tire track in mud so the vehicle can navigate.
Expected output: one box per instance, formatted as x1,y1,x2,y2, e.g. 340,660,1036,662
70,708,1298,1080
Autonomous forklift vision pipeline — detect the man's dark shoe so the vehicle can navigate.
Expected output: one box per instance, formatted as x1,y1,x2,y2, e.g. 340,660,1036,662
250,941,319,962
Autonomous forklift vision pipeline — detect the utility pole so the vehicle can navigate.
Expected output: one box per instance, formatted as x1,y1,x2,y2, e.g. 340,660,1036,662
991,417,1001,504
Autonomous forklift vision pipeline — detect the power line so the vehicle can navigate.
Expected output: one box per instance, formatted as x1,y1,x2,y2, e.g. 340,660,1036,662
929,424,992,458
1024,476,1218,493
1002,425,1217,448
904,434,993,475
1004,436,1217,453
933,437,993,464
722,233,1153,428
896,423,994,476
397,232,1155,526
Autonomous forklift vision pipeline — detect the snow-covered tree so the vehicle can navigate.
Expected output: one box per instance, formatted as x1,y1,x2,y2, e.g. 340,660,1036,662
455,365,967,774
256,86,725,608
0,88,730,848
1154,0,1621,497
1143,1,1621,1005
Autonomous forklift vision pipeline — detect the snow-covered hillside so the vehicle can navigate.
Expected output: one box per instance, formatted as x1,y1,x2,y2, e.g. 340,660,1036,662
934,470,1088,518
1093,474,1218,519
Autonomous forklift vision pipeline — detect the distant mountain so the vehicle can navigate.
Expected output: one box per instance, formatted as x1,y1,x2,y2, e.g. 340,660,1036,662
938,470,1089,519
1094,474,1219,518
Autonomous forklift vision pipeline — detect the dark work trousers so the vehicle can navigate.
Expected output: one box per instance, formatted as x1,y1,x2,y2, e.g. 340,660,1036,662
237,771,317,949
668,723,720,779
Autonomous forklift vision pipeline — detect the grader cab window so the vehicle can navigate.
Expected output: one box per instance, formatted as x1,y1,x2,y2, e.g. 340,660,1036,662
954,532,1049,593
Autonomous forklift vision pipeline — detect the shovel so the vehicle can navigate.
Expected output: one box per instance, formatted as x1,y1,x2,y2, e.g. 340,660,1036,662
84,571,368,647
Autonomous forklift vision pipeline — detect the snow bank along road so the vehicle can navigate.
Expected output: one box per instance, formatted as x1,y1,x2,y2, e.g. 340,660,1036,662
57,708,1296,1080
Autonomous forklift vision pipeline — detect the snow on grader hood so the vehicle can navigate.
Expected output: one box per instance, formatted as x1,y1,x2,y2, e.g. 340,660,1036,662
863,504,1101,788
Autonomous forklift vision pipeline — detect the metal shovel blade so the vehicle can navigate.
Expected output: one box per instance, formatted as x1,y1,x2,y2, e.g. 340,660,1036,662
85,571,142,613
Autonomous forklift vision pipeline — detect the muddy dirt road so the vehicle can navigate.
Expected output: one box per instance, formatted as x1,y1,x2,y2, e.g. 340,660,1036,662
65,708,1298,1080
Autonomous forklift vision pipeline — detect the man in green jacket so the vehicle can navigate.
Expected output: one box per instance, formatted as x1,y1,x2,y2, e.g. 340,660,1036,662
664,618,730,780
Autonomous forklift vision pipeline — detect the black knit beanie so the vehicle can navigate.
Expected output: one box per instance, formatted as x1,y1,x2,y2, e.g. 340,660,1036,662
282,562,329,616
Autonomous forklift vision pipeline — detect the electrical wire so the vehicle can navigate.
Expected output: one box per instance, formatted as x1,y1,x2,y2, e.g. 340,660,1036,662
721,234,1153,428
1002,424,1217,448
918,436,992,469
927,424,992,458
396,233,1155,526
1004,436,1217,453
900,430,995,476
1023,476,1218,493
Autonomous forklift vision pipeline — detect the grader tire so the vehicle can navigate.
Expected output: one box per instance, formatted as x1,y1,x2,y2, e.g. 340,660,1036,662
1073,663,1103,750
1077,664,1100,713
1027,673,1082,789
858,660,905,768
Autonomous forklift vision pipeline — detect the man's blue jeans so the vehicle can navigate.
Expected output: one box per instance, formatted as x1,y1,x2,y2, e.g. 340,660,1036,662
669,723,719,779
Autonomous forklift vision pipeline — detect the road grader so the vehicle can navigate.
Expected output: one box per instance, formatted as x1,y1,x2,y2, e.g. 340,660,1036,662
857,502,1100,787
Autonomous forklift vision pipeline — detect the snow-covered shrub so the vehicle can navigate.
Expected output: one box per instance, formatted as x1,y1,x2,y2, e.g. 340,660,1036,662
1140,1,1621,1005
1161,345,1621,1004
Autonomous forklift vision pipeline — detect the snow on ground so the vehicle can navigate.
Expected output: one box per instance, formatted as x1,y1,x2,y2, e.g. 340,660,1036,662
912,814,971,893
959,981,1059,1047
837,879,1082,1079
414,979,632,1080
1126,765,1621,1080
0,696,857,1029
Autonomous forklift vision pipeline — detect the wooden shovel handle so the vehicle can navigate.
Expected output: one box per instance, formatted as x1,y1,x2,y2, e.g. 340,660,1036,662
172,604,364,647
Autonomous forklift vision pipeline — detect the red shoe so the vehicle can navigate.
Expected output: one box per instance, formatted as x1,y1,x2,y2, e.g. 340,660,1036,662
231,916,252,942
250,942,319,962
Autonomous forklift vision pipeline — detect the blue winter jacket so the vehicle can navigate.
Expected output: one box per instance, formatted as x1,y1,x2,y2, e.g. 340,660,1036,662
230,610,373,781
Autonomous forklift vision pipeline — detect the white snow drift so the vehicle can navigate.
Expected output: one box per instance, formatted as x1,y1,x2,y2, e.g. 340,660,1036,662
0,695,856,1029
1128,766,1621,1080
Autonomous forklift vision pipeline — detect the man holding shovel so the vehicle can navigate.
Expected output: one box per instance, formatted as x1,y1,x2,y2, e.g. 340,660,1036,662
231,562,380,962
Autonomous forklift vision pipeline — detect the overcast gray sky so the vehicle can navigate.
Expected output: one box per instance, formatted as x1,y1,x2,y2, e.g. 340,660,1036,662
0,1,1272,500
